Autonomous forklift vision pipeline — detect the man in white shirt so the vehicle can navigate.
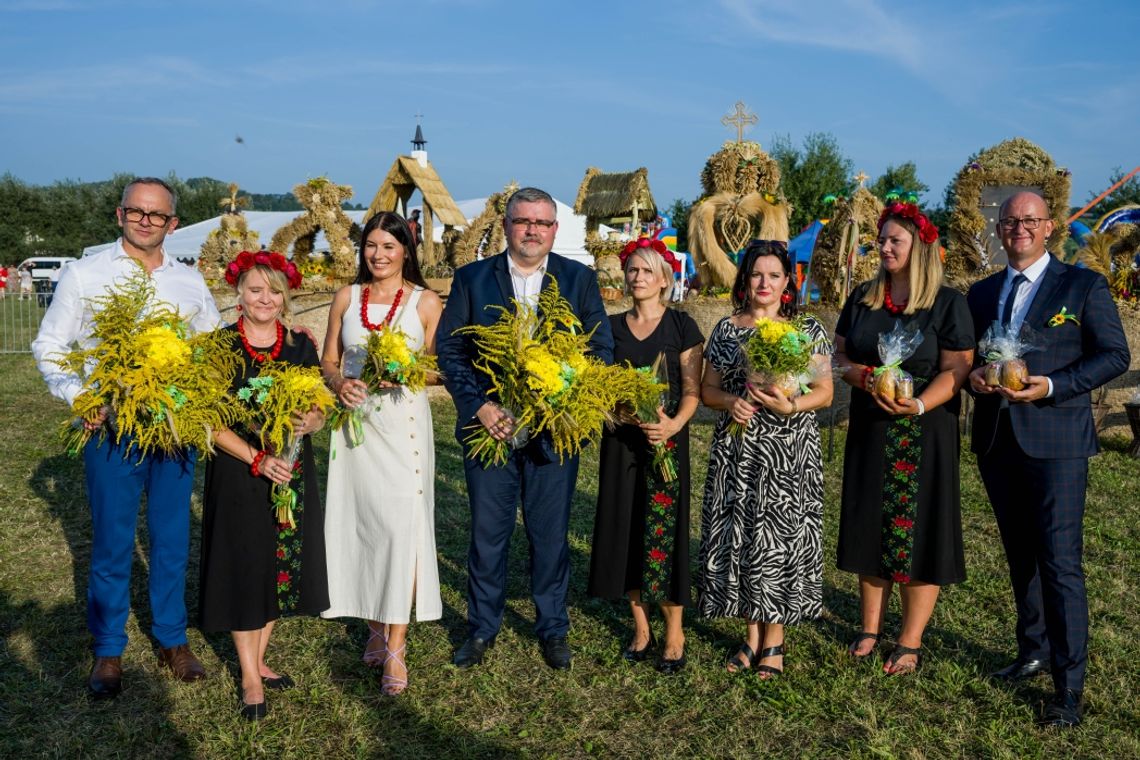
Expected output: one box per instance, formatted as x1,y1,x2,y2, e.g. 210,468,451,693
32,177,222,699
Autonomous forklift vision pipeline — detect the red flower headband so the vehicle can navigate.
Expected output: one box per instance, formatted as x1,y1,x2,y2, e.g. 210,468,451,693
878,202,939,245
224,250,303,290
620,237,682,273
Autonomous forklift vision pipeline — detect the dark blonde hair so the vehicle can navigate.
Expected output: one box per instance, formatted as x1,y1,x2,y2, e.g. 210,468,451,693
861,214,942,313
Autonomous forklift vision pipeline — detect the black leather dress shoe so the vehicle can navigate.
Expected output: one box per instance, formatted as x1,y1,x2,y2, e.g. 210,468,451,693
88,656,122,700
1038,688,1082,728
990,658,1050,682
452,637,492,668
541,635,572,670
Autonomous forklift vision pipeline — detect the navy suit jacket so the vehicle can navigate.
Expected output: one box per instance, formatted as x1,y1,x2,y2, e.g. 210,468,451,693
966,256,1130,459
437,252,614,456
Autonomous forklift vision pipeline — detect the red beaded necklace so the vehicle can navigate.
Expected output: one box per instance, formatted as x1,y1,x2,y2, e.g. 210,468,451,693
237,316,284,362
883,281,908,315
360,283,404,331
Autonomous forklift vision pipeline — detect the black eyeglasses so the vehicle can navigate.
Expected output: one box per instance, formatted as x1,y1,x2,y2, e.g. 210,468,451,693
997,217,1048,231
509,217,556,229
121,207,174,225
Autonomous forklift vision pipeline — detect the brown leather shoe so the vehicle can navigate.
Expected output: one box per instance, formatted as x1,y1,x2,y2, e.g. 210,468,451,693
88,656,122,699
157,644,207,682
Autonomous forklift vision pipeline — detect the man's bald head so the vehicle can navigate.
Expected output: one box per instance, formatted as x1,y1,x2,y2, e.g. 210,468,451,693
998,191,1054,268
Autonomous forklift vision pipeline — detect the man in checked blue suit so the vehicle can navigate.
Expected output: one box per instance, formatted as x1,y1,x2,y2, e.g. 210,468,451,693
967,191,1129,728
437,187,613,670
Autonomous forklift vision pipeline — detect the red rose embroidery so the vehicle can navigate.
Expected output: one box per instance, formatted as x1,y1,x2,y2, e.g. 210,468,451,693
276,548,286,559
655,526,665,536
652,492,673,507
891,572,911,583
277,571,290,584
892,517,913,529
649,548,668,563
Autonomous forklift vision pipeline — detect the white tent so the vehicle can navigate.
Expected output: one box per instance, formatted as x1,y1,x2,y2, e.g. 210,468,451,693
83,198,604,266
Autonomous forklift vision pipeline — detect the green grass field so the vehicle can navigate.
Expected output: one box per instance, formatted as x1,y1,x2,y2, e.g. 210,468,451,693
2,352,1138,759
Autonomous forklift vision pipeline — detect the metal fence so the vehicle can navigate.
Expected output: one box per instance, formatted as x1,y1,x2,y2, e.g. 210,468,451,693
0,286,51,353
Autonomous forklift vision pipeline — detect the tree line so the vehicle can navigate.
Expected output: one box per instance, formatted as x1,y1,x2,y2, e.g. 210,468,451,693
3,151,1136,266
0,174,364,265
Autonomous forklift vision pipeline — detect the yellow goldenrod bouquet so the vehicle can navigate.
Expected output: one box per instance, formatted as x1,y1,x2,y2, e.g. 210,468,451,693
238,362,336,528
729,316,821,436
356,324,438,392
456,277,643,466
55,267,245,457
330,324,439,446
621,353,678,482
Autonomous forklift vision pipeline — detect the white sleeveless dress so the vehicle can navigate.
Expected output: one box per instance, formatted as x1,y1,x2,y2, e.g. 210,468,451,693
322,285,442,623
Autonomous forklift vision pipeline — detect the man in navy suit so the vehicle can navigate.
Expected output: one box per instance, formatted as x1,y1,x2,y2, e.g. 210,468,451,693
437,187,614,670
967,191,1129,727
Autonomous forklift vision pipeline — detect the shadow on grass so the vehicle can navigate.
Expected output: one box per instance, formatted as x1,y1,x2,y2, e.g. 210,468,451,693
0,589,194,757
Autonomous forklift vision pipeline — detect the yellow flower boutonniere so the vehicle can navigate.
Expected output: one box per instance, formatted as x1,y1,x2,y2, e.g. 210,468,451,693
1047,306,1080,327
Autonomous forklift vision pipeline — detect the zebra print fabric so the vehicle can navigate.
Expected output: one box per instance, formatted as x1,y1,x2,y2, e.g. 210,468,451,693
696,316,830,623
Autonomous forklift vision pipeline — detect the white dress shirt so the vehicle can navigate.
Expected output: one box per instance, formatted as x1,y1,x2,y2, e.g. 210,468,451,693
31,240,223,406
996,252,1054,396
509,255,548,308
996,253,1051,331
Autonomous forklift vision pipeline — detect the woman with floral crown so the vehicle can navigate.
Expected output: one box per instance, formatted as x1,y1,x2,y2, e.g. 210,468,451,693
320,211,443,697
199,251,329,720
697,239,833,680
587,238,704,674
833,203,975,674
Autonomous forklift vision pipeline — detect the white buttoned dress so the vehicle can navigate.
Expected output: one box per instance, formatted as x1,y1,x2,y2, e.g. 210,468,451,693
322,285,442,624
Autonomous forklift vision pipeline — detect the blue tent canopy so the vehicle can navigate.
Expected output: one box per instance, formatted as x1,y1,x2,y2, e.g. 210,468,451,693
788,221,824,267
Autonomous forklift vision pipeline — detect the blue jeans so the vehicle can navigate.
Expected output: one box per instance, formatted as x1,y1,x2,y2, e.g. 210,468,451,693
83,437,197,656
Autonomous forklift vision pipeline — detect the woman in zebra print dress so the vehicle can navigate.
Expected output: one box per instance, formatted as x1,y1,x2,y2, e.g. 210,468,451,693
697,240,833,679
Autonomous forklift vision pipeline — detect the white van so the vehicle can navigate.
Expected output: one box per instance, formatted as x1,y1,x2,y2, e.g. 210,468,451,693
19,256,77,283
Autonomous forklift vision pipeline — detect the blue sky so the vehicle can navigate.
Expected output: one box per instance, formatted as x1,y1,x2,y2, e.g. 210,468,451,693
1,0,1136,215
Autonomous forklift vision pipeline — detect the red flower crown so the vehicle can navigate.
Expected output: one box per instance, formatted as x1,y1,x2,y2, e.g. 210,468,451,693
225,250,303,290
620,237,682,273
878,202,939,245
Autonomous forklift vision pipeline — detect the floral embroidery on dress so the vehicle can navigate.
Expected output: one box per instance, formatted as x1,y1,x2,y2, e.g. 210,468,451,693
880,415,922,583
274,448,307,612
641,405,680,602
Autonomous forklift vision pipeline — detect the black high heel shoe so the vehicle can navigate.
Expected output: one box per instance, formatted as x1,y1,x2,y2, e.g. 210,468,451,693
622,629,657,662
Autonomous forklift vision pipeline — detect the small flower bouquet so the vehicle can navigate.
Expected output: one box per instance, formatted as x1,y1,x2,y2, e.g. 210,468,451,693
456,277,642,466
729,316,822,436
55,266,245,457
626,353,677,482
978,321,1040,391
238,363,336,528
329,324,439,446
871,320,924,401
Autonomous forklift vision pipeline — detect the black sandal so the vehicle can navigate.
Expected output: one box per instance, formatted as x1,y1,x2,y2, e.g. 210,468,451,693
725,643,756,674
884,644,922,675
848,631,882,658
754,644,785,679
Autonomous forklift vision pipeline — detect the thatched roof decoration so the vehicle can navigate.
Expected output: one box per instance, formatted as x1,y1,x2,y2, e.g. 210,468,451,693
573,167,656,221
366,156,467,226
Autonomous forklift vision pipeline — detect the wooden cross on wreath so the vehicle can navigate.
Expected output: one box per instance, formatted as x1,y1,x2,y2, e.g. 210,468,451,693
721,101,758,142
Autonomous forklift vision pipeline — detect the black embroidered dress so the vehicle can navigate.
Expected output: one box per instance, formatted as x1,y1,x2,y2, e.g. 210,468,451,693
199,327,329,631
835,283,975,585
